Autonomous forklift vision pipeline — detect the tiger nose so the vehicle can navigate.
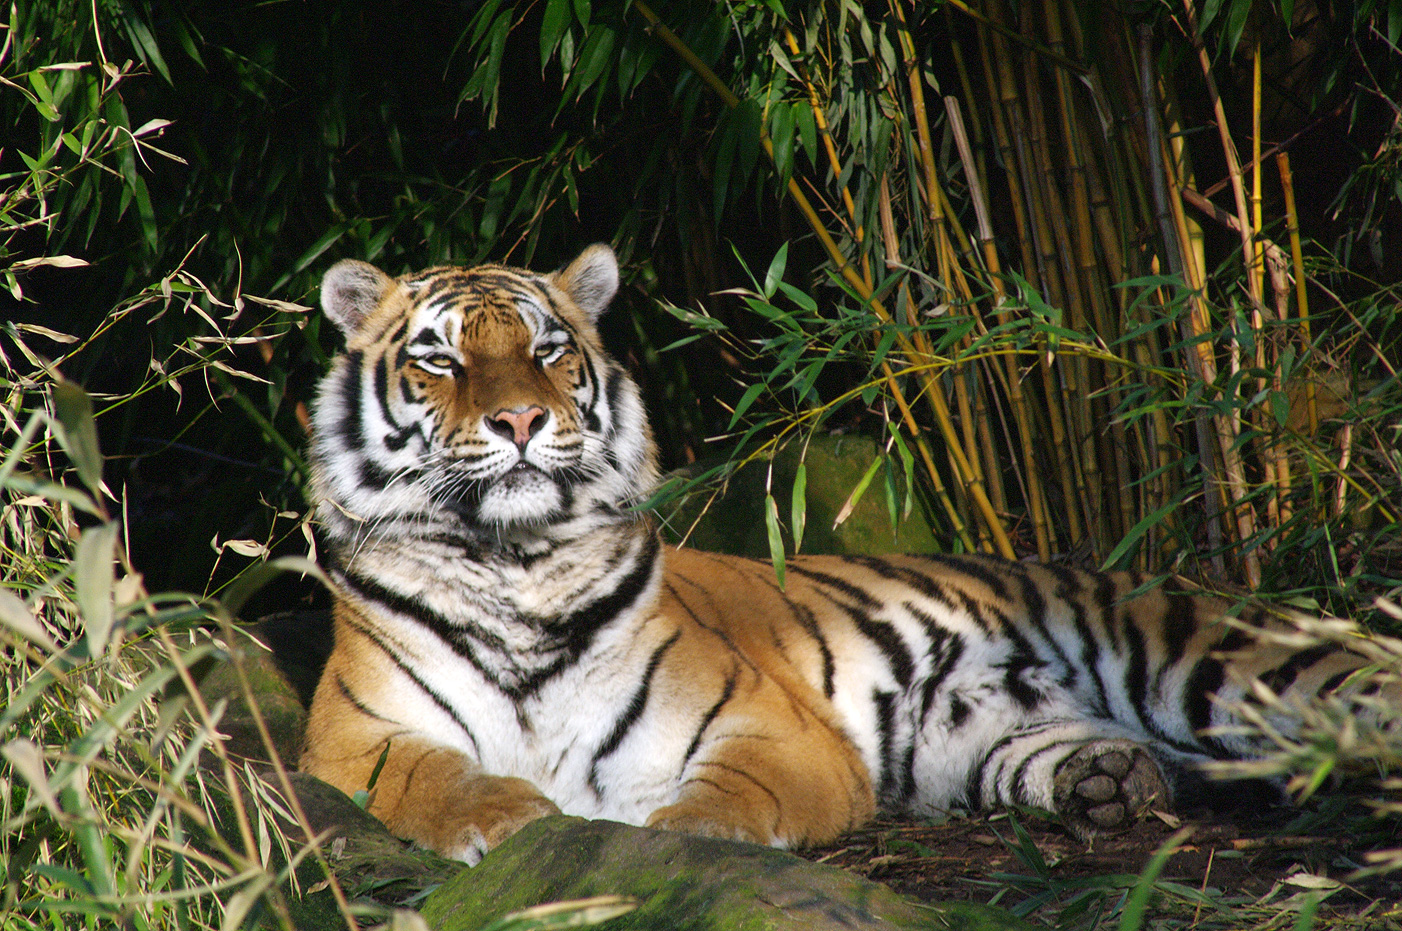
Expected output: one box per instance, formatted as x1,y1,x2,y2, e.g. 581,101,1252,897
486,406,547,448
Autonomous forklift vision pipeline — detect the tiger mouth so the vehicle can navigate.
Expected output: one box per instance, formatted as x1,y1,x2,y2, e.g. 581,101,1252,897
495,461,553,490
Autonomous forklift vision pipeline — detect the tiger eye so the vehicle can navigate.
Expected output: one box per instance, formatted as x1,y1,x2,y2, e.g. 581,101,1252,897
420,354,456,372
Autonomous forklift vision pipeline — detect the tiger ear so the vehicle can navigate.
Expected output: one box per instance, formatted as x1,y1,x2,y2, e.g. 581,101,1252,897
552,244,619,322
321,259,394,335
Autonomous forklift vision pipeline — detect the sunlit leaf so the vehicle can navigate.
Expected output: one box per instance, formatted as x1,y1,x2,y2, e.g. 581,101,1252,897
74,521,118,659
764,493,786,589
791,461,807,552
51,380,104,499
0,587,57,653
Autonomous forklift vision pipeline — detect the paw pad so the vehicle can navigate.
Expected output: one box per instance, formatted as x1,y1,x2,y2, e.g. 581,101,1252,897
1052,741,1168,838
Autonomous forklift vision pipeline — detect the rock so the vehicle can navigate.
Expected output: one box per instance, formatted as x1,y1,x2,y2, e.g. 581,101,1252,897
284,772,461,909
196,625,307,764
659,434,940,558
420,816,1032,931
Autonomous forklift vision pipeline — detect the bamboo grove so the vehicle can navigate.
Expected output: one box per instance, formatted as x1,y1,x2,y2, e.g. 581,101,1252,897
459,0,1401,599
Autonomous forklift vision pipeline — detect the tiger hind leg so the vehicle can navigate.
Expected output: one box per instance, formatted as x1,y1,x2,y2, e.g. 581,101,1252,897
973,720,1172,837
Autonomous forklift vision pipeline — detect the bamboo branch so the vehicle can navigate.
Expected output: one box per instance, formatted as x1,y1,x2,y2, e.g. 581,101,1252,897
633,0,1013,556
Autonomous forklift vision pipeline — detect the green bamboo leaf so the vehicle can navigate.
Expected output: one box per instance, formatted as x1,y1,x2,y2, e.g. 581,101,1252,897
728,382,766,429
1101,499,1180,571
120,8,172,83
28,70,59,121
775,280,817,314
1200,0,1226,31
712,111,738,219
791,461,807,553
0,667,56,733
769,100,796,184
0,587,56,653
883,457,899,536
74,522,118,659
763,242,789,299
887,424,915,519
764,493,786,589
51,380,104,499
541,0,572,70
794,99,817,167
735,98,762,187
466,0,504,46
569,25,616,100
1120,829,1194,931
833,455,883,529
1224,0,1252,55
221,555,330,620
1270,389,1290,428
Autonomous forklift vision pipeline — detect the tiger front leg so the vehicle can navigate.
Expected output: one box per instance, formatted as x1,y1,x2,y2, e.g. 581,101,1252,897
303,734,560,864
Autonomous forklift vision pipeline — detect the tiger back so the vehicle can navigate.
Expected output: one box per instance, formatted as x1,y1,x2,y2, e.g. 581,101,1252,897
300,244,1386,864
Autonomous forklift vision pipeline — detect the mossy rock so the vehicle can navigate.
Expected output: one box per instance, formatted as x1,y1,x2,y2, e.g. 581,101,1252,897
196,625,307,765
659,434,941,559
421,816,1032,931
279,772,462,928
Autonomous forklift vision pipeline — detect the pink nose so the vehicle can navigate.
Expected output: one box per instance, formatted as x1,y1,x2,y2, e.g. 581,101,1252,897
486,406,547,448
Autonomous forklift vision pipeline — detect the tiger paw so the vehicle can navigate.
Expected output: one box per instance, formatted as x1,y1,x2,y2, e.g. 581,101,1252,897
645,801,778,847
1051,740,1168,838
414,775,561,865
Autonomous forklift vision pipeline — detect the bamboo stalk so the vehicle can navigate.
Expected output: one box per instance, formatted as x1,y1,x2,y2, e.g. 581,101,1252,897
1138,24,1228,576
1043,0,1133,546
1249,33,1286,533
1277,152,1318,435
1002,46,1089,550
1179,0,1263,586
783,26,872,292
946,93,1052,560
631,0,1014,556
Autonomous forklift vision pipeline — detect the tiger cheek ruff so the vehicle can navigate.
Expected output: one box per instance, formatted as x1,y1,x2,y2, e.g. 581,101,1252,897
299,244,1377,865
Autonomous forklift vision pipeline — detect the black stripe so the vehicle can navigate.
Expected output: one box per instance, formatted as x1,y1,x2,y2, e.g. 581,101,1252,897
1010,567,1077,691
788,565,913,687
1128,612,1230,757
872,689,898,801
589,630,682,794
1161,593,1200,666
520,533,661,699
374,356,416,451
683,668,738,766
1011,733,1075,807
1123,616,1151,729
1093,571,1121,652
948,694,971,728
851,556,961,613
335,672,394,723
788,601,836,698
342,616,481,756
336,353,365,447
1260,643,1334,695
1052,566,1110,717
934,554,1012,601
787,563,883,609
953,589,994,638
905,605,961,726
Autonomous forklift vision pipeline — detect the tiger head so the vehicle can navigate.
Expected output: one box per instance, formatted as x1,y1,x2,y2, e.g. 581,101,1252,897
310,245,658,544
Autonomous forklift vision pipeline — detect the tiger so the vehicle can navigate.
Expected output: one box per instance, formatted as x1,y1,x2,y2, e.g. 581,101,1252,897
299,243,1385,864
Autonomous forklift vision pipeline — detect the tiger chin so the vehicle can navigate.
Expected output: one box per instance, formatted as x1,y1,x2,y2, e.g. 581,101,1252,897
300,244,1380,864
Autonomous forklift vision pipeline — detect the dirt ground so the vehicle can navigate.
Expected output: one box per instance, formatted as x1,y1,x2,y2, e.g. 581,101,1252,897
797,803,1402,927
